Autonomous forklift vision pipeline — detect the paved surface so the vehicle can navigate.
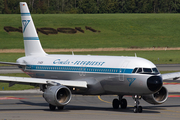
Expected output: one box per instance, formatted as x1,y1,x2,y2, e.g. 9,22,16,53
156,64,180,71
0,66,23,74
0,65,180,119
0,94,180,120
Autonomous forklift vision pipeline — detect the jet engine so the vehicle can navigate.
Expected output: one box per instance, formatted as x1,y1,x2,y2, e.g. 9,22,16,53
43,85,72,106
142,86,168,104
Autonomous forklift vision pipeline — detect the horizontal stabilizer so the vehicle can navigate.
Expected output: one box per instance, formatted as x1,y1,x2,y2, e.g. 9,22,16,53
0,61,25,66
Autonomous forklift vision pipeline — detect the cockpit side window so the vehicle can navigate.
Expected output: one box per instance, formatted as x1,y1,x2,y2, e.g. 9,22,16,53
132,68,138,73
152,68,159,73
137,68,142,73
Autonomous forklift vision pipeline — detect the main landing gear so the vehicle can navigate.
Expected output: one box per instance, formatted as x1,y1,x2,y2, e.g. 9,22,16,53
133,95,142,113
112,96,127,109
49,104,64,111
112,95,143,113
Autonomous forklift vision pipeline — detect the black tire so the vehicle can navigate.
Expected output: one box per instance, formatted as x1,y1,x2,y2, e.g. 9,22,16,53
49,104,56,111
133,106,138,113
120,99,127,109
112,99,120,109
138,106,143,113
58,106,64,110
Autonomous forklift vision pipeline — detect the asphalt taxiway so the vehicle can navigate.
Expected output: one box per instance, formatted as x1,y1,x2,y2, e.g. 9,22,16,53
0,94,180,120
0,65,180,120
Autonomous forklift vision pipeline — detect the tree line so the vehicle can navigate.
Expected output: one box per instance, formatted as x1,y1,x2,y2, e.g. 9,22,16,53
1,0,180,14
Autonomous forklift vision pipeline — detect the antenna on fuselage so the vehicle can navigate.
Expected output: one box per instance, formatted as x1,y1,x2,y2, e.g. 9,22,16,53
135,53,137,57
72,51,74,55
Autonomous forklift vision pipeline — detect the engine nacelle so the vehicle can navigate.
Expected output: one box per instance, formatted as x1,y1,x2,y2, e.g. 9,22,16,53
142,86,168,105
43,85,72,106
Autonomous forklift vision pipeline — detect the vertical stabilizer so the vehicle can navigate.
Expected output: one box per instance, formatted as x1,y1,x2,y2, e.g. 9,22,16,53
20,2,47,56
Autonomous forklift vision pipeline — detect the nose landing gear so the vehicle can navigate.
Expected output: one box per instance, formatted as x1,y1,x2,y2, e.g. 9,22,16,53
133,95,142,113
112,95,143,113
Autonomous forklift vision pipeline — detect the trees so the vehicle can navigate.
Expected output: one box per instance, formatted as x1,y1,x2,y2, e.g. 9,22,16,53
0,0,4,13
1,0,180,14
78,0,98,13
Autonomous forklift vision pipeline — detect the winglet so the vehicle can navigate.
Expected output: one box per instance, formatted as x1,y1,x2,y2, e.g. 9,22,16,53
20,2,47,56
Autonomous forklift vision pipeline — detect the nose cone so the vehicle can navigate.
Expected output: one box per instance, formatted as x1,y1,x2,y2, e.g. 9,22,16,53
147,76,163,92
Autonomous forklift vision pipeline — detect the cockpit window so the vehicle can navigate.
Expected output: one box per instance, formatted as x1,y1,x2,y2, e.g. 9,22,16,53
132,67,159,74
132,68,138,73
137,68,142,73
152,68,159,73
143,68,152,73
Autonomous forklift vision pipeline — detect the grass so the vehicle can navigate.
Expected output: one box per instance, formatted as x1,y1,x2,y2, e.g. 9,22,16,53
1,14,180,49
1,14,180,90
0,73,35,90
66,50,180,64
0,53,25,62
0,50,180,64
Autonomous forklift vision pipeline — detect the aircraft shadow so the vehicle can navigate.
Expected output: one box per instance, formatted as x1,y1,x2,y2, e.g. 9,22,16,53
1,100,179,113
0,100,161,113
143,104,180,110
17,100,48,107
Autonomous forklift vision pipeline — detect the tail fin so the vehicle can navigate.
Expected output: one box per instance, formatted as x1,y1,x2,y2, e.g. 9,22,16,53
20,2,47,56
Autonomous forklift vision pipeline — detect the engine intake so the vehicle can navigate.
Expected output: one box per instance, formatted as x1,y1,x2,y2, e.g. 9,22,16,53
43,85,72,106
142,86,168,105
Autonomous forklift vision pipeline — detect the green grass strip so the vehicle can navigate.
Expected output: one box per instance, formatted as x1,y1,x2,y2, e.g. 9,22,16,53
0,50,180,64
1,14,180,49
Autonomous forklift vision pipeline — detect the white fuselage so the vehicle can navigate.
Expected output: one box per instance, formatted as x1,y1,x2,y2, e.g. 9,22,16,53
17,54,160,95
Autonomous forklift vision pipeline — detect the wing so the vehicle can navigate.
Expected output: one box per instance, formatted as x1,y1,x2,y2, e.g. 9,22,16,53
0,76,87,88
0,62,87,88
162,72,180,80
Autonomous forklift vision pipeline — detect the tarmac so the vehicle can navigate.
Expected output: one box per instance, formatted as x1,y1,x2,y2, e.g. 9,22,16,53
0,93,180,120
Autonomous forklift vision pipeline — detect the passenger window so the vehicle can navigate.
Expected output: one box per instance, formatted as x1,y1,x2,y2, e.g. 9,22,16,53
137,68,142,73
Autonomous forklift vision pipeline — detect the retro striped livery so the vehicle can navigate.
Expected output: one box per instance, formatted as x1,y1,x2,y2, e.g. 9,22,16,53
0,2,179,113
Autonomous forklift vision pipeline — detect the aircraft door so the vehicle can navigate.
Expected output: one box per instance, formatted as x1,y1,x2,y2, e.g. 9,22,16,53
79,65,86,76
119,61,129,81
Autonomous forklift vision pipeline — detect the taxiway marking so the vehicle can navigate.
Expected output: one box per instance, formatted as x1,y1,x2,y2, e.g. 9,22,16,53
98,96,111,104
164,82,180,85
0,97,26,100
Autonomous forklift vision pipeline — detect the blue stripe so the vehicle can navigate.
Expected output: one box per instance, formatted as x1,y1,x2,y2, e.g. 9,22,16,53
26,65,133,74
24,37,39,40
21,13,31,16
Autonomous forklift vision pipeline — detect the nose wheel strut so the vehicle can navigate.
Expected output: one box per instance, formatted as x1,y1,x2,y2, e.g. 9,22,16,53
133,95,142,113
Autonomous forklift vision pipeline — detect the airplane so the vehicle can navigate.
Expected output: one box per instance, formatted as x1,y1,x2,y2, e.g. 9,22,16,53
0,2,179,113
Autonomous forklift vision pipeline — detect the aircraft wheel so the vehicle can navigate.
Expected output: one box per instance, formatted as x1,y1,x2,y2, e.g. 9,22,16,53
58,106,64,110
138,106,143,113
120,99,127,109
112,99,120,109
133,106,138,113
49,104,56,111
133,106,143,113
